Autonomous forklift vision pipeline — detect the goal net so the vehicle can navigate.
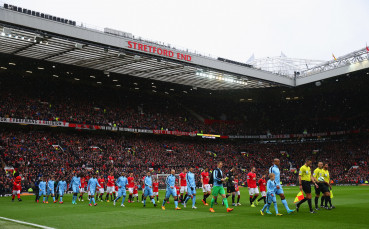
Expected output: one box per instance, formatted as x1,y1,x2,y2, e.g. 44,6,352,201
155,174,180,190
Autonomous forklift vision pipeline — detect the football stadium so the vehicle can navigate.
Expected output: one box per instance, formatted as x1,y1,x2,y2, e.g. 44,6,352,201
0,1,369,228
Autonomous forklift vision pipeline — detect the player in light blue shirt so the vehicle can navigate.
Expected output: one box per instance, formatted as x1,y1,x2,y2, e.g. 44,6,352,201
261,173,282,216
70,173,81,204
114,172,128,207
143,171,156,207
56,178,67,204
46,176,55,203
184,167,197,209
269,158,295,214
87,174,101,206
37,177,47,203
162,169,181,210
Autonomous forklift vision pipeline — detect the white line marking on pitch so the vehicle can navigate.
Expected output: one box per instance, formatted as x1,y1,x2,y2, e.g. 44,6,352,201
0,216,55,229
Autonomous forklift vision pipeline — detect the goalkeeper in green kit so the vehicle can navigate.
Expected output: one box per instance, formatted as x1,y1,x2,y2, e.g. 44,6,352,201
209,161,234,213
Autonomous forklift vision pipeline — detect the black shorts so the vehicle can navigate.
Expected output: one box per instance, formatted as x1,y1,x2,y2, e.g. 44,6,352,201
302,181,311,194
227,186,236,193
315,184,321,195
320,183,329,193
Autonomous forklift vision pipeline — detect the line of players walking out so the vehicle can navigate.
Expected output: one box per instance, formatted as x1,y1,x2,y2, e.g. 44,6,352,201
13,159,335,215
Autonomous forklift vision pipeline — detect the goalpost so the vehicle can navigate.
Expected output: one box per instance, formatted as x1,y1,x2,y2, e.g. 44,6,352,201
155,174,180,190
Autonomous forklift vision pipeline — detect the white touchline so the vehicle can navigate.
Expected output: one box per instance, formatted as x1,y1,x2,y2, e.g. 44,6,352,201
0,216,56,229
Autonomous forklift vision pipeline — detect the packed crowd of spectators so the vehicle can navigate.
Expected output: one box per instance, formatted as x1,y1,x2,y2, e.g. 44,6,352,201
1,129,368,194
0,72,368,136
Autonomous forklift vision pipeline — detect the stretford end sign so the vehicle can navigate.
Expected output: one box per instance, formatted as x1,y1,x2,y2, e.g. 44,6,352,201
127,41,192,62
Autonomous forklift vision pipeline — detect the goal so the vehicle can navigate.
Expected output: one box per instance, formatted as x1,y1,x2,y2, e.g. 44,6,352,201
155,174,180,190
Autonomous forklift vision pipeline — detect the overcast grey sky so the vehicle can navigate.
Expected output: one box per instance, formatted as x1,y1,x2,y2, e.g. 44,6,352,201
4,0,369,61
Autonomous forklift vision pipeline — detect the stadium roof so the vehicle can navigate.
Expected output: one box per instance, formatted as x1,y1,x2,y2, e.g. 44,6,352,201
0,3,368,90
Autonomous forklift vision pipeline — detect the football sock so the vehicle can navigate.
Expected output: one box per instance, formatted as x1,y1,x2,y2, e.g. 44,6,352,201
122,196,125,205
249,196,253,204
315,197,319,208
223,198,229,208
232,194,235,204
192,196,196,207
297,197,307,207
273,202,279,214
321,196,325,206
237,195,241,203
281,199,290,211
257,196,265,204
325,196,330,207
261,203,269,212
308,199,313,211
210,197,215,208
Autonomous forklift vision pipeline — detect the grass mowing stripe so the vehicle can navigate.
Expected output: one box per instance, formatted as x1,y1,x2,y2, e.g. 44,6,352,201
0,186,368,229
0,216,55,229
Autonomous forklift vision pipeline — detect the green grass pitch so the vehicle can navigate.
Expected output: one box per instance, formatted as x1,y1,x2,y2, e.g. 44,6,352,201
0,186,368,229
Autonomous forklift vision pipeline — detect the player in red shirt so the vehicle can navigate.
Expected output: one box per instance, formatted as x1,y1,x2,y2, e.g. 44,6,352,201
105,173,115,202
152,179,159,203
257,175,267,205
79,176,86,201
12,176,22,202
141,175,146,203
127,173,135,203
132,183,138,202
179,168,187,203
247,167,259,207
96,175,105,201
201,168,211,205
175,181,180,197
234,175,241,206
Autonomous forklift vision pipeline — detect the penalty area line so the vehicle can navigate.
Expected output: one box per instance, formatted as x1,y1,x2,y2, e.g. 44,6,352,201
0,216,55,229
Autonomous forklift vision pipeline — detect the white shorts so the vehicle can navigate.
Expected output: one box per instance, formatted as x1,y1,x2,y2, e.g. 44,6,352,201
236,191,240,195
128,188,134,194
107,186,115,194
133,194,138,197
79,188,85,193
248,187,259,196
180,186,187,193
12,190,20,195
99,188,104,194
202,184,211,192
153,192,158,196
261,191,266,197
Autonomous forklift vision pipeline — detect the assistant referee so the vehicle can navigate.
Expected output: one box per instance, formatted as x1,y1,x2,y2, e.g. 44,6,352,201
296,158,319,213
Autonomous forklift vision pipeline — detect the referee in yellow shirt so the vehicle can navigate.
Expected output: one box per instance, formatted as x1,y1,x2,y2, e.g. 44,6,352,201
313,161,324,210
296,158,319,213
322,163,334,209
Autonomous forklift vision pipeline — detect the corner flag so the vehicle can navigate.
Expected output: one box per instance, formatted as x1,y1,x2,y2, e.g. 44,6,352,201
294,191,304,203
